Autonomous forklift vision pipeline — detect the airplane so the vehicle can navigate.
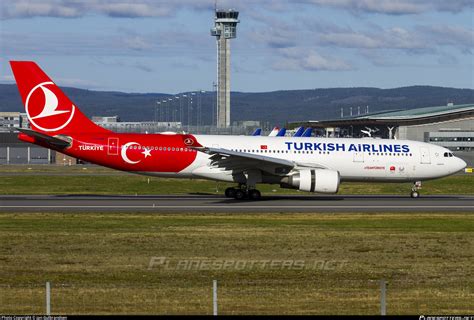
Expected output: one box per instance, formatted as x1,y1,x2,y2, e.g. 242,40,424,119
10,61,467,200
251,128,262,136
276,128,286,137
293,127,305,137
268,127,279,136
361,127,379,138
301,128,312,137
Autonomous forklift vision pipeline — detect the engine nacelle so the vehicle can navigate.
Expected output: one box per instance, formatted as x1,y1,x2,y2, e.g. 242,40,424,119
281,169,340,193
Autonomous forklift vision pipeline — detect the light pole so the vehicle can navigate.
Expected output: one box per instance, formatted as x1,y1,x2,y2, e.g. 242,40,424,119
163,99,169,125
179,94,184,129
161,100,167,124
188,92,195,132
155,101,161,132
212,82,217,127
181,94,187,132
155,101,160,123
174,96,179,125
197,90,205,133
161,100,165,123
168,98,172,124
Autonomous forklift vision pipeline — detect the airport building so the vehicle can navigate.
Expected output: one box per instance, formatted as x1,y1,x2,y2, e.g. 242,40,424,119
0,130,54,164
92,116,182,133
0,112,29,129
0,112,54,164
295,103,474,166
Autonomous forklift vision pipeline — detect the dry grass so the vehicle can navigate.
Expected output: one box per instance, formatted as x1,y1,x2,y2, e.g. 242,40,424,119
0,212,473,315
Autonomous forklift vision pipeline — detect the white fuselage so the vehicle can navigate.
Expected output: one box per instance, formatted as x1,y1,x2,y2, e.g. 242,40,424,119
154,135,467,183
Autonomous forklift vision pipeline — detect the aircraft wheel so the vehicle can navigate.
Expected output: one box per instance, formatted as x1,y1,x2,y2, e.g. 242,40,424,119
410,191,420,198
234,189,246,200
225,187,236,198
248,189,261,200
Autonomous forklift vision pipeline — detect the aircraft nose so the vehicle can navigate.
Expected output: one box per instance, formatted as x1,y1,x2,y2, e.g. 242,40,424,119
455,157,467,172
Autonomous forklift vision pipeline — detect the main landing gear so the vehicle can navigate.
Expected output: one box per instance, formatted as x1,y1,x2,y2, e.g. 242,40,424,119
410,181,422,198
225,185,262,200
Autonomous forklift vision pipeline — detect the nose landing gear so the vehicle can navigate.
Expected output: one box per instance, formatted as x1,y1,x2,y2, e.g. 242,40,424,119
411,181,422,198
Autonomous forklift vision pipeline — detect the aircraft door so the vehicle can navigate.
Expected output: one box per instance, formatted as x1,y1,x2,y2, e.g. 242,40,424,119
108,137,119,155
353,151,364,163
420,147,431,164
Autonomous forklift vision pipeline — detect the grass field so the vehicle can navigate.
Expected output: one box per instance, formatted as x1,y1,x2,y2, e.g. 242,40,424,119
0,165,473,195
0,212,472,315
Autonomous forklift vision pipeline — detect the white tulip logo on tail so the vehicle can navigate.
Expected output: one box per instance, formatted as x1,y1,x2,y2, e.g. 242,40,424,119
26,82,75,132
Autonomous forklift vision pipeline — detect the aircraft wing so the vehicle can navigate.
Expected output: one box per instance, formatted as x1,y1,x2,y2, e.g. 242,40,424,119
197,147,294,175
196,147,327,175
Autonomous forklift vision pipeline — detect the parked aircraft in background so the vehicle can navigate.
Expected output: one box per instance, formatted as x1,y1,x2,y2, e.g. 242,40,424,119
11,61,466,199
302,128,313,137
293,127,305,137
251,128,262,136
268,127,279,137
276,128,286,137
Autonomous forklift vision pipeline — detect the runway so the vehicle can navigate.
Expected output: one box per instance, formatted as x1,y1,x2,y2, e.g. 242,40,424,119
0,194,473,212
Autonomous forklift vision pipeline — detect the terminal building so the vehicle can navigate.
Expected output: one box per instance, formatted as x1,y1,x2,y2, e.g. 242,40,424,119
92,116,182,133
0,112,28,129
0,112,56,164
295,103,474,166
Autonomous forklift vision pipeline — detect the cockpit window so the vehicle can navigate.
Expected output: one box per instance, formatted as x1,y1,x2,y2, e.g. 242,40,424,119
444,152,454,157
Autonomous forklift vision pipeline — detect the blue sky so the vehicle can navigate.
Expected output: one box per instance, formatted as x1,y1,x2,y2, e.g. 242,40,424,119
1,0,473,93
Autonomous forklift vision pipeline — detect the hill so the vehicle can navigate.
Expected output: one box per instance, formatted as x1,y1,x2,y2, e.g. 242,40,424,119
1,84,472,126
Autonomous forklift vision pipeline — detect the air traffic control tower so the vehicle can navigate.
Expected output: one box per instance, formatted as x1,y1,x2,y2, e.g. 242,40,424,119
211,9,239,128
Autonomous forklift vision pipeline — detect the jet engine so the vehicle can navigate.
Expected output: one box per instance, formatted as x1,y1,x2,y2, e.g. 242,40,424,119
281,169,340,193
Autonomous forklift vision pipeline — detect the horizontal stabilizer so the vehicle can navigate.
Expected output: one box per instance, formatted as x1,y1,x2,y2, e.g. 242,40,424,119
17,127,71,149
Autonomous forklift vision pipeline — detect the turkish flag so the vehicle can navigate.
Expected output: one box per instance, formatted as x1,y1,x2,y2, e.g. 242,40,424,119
390,166,396,171
260,145,268,150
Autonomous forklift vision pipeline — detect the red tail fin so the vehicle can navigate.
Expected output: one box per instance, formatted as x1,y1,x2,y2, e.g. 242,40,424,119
10,61,108,135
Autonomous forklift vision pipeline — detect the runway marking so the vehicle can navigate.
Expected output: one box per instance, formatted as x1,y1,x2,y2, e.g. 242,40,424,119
1,205,473,209
3,196,473,200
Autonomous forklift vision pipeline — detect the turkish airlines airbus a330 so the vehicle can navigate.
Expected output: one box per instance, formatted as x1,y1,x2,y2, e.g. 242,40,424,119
10,61,466,199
